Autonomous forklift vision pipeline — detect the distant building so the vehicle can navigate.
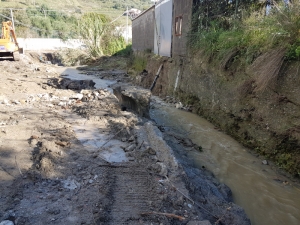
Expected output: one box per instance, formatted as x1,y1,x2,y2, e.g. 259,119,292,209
132,0,193,57
124,8,142,20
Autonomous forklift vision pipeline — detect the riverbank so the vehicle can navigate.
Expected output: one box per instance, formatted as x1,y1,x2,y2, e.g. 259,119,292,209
131,51,300,177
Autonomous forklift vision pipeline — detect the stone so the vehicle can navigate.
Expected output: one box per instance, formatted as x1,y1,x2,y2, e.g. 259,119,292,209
81,96,88,102
128,136,135,142
73,93,84,100
151,162,168,177
47,208,61,215
175,102,183,109
58,102,66,106
60,78,95,90
55,141,68,147
0,221,14,225
125,144,136,152
12,100,20,105
20,99,26,104
147,147,156,155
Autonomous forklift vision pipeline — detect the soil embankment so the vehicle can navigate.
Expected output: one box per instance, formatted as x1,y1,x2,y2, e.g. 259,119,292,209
134,52,300,177
0,54,250,224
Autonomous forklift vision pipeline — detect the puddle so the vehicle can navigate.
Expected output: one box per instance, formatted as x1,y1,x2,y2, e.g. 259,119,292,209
71,118,128,163
58,67,116,91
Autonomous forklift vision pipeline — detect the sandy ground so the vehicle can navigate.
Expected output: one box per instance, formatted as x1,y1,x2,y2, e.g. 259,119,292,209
0,54,250,225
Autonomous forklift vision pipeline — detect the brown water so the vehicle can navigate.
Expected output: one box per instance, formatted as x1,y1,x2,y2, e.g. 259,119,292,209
150,97,300,225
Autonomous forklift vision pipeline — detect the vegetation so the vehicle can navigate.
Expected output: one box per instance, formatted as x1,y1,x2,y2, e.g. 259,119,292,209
0,0,152,38
0,1,146,56
189,0,300,63
79,12,128,57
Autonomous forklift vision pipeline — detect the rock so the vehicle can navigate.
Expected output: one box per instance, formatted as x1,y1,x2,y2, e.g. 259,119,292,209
47,208,61,215
128,136,135,142
151,162,168,176
20,99,26,105
262,160,268,165
55,141,68,147
31,135,39,139
58,102,66,106
72,93,84,100
175,196,184,206
146,146,156,155
187,221,212,225
81,96,89,102
0,221,14,225
125,144,136,152
59,78,95,90
12,100,20,105
175,102,183,109
62,178,80,190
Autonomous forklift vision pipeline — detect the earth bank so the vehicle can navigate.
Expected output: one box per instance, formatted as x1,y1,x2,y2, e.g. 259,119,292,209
132,51,300,177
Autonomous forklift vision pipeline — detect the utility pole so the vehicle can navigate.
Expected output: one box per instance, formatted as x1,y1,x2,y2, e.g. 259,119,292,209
10,8,15,31
126,6,129,44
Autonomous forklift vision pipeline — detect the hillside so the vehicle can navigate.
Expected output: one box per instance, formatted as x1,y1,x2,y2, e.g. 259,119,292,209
0,0,152,38
0,0,152,12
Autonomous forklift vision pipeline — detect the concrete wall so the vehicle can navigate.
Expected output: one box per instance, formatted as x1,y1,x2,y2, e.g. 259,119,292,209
172,0,193,56
17,38,85,51
132,6,155,52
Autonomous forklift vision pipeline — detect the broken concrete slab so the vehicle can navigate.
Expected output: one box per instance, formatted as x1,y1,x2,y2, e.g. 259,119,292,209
112,83,151,118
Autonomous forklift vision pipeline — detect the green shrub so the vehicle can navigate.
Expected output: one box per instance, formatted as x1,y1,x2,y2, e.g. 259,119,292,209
189,1,300,63
132,55,147,72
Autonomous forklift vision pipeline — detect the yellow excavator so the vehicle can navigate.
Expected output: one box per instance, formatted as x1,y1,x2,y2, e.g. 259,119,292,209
0,21,23,61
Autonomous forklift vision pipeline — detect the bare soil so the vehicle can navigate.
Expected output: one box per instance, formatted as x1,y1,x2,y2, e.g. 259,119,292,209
0,54,250,225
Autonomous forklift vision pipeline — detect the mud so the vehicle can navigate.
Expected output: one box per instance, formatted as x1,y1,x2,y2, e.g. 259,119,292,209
0,54,250,225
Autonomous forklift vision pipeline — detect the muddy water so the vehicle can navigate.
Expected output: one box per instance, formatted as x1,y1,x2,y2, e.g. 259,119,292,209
150,97,300,225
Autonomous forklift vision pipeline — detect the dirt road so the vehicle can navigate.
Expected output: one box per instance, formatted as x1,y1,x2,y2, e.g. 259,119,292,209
0,54,250,225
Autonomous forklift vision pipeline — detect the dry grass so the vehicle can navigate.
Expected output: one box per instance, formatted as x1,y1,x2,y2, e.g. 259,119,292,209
237,78,256,97
250,47,286,92
219,48,239,70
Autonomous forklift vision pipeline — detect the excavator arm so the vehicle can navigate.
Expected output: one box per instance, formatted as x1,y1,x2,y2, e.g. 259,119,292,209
1,21,20,49
0,21,23,60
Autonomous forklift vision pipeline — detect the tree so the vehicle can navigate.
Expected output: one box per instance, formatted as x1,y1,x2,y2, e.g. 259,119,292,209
79,13,111,57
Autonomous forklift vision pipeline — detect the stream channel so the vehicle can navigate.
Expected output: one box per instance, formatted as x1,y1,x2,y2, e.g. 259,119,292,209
150,97,300,225
62,68,300,225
